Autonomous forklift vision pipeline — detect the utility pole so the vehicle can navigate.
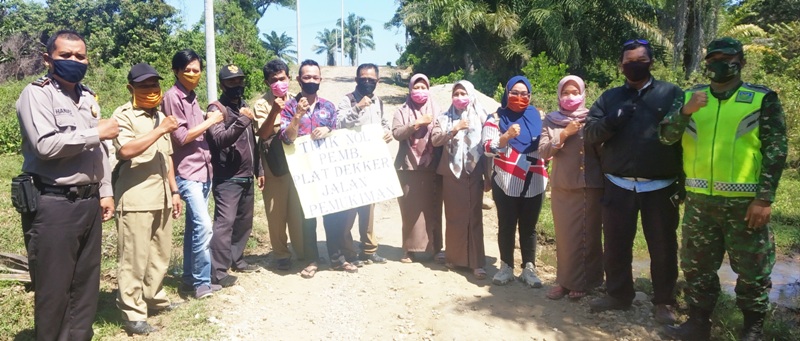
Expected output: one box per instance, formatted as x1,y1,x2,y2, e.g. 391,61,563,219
296,0,301,62
340,0,345,67
204,0,217,102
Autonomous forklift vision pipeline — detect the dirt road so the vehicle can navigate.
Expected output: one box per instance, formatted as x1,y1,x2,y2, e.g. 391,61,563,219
201,66,665,340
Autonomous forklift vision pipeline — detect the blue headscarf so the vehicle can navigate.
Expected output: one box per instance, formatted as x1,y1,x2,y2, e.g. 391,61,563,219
498,75,542,154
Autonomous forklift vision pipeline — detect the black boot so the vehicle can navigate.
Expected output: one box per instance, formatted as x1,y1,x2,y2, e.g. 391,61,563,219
662,306,712,341
740,310,765,341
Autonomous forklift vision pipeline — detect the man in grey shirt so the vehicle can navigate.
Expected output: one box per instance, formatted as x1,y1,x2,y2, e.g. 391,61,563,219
331,63,392,265
16,30,118,340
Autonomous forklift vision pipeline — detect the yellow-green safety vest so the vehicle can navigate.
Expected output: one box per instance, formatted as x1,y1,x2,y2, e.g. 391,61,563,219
682,84,766,197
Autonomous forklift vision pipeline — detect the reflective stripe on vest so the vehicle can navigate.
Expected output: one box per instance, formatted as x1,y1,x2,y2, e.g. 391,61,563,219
682,84,765,197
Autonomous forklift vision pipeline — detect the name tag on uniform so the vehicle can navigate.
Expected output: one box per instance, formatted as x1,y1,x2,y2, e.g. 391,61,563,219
736,91,754,103
54,108,72,115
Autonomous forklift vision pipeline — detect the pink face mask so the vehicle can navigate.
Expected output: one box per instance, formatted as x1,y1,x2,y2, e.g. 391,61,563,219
270,81,289,97
410,89,429,104
452,96,470,110
559,94,584,111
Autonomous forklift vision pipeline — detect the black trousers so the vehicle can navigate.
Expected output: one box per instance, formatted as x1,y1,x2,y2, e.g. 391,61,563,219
602,178,679,305
322,210,350,260
492,181,544,269
22,194,102,341
210,180,254,282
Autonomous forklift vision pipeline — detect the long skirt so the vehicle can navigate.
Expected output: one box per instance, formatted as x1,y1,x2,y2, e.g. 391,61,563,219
552,186,604,291
398,170,443,253
442,171,485,269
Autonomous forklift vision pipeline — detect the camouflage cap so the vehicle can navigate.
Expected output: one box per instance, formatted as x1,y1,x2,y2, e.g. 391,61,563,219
219,64,245,80
705,37,743,59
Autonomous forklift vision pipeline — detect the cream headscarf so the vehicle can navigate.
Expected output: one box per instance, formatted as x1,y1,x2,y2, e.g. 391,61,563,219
436,80,487,177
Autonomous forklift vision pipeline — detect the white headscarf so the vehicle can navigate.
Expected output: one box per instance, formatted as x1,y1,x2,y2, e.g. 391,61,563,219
437,80,487,177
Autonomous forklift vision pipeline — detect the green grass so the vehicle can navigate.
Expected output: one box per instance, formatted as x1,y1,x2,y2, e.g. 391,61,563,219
534,167,800,340
707,293,800,341
0,154,221,340
1,151,798,339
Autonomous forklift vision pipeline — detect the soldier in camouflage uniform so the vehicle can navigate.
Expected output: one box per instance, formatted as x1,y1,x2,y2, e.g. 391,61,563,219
659,37,788,341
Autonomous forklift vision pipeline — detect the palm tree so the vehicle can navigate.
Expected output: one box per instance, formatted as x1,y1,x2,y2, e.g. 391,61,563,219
337,13,375,66
313,28,340,66
261,31,297,64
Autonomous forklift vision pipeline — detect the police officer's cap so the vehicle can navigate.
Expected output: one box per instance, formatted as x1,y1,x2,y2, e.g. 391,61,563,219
705,37,743,59
219,64,245,80
128,63,163,83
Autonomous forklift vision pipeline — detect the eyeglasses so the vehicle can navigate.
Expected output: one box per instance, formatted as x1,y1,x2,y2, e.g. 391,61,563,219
508,91,530,98
623,39,650,46
357,77,378,84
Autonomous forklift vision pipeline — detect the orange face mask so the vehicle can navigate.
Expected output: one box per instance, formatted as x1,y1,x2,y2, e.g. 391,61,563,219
507,96,530,113
178,71,201,91
131,87,163,109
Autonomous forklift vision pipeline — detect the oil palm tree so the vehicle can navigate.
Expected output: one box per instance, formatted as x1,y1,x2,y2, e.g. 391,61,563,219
261,31,297,64
313,28,341,66
337,13,375,66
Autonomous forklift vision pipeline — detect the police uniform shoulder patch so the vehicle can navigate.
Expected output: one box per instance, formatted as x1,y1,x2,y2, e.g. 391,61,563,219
79,83,96,96
735,91,755,103
742,82,772,94
31,76,51,87
686,84,709,92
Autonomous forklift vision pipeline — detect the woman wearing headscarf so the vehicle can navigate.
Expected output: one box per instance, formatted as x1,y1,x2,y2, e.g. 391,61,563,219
392,74,444,263
539,75,604,300
431,80,488,279
482,75,548,287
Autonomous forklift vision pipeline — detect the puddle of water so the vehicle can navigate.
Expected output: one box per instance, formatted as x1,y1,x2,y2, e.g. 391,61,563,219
632,255,799,309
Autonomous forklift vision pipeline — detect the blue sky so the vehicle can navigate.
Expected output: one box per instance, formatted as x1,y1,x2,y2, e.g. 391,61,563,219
166,0,406,66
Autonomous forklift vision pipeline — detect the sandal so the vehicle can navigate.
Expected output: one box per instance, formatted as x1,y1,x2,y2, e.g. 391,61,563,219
445,262,455,269
331,256,358,273
434,252,446,264
568,290,587,300
546,285,569,300
400,253,413,263
300,262,318,279
473,268,487,280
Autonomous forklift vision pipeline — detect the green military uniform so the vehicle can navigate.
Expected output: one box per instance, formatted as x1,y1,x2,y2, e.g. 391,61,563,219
659,81,788,313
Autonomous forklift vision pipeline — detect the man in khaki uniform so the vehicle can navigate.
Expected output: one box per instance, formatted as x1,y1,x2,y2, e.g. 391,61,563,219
253,59,301,270
16,30,118,341
333,63,392,265
112,63,182,335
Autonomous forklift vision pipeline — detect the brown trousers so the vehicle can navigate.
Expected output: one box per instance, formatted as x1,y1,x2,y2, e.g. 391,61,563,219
341,204,378,257
263,164,304,260
116,209,172,322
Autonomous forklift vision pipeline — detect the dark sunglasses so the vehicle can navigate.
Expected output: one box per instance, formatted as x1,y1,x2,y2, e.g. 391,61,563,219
357,77,378,84
623,39,650,46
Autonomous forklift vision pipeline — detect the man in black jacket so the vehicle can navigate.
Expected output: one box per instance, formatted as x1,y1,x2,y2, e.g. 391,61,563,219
584,40,684,324
207,64,264,287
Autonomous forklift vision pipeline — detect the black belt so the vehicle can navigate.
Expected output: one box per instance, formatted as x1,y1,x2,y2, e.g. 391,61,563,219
39,183,100,200
217,177,253,184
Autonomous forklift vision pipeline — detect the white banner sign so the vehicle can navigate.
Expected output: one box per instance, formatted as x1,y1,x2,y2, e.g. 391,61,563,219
284,124,402,219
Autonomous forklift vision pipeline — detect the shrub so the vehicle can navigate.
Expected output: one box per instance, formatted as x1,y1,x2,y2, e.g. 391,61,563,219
521,53,569,112
429,69,465,86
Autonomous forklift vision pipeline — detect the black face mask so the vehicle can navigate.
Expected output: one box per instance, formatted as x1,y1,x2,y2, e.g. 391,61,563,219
622,61,652,82
223,85,244,99
300,81,320,95
356,81,377,96
52,59,88,84
705,60,741,83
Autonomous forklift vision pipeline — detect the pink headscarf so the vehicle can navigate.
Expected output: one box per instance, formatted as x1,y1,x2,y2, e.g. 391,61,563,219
400,73,438,167
546,75,589,126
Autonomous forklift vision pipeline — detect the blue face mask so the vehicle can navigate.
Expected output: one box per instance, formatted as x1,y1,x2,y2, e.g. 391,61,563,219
52,59,88,83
